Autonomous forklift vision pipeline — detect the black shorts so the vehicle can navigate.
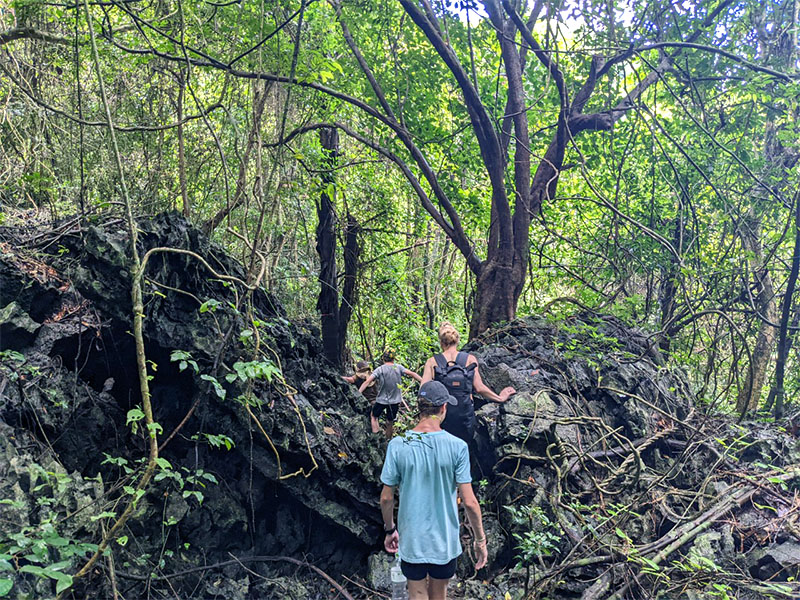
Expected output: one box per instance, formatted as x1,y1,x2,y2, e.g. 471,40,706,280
401,558,457,581
370,403,399,421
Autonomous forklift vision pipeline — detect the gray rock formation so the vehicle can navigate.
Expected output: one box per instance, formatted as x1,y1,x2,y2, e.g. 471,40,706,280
1,214,798,599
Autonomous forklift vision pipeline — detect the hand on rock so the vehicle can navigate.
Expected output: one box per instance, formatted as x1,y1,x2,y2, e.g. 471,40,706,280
498,387,516,402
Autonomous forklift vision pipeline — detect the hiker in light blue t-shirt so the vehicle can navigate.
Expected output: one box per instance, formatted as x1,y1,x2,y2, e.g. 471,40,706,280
359,349,422,438
379,381,488,599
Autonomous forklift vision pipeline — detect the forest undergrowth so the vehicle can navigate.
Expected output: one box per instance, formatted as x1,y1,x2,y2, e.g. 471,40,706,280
1,214,799,599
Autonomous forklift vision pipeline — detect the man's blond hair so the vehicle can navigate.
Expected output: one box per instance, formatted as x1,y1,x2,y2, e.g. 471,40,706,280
438,322,460,349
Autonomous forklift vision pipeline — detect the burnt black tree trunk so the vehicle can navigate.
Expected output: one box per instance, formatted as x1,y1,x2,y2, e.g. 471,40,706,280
316,127,341,368
338,212,360,364
315,127,361,368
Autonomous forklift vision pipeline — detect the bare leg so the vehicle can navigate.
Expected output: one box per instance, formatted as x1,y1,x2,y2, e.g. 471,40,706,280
385,421,394,439
427,577,449,600
371,414,380,434
407,578,429,599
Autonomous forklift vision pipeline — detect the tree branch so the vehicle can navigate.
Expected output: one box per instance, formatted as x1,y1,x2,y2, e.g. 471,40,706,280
331,2,484,274
401,0,513,262
501,0,567,111
401,1,506,185
638,41,794,82
267,122,483,275
0,27,73,46
0,61,222,131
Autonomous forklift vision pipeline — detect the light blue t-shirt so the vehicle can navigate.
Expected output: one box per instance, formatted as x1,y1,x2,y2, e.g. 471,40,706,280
380,430,471,564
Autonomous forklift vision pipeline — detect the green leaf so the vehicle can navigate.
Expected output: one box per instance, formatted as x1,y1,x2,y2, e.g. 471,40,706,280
116,535,128,546
126,407,145,427
200,374,226,400
0,579,12,597
199,299,221,313
0,350,25,364
54,573,73,594
753,501,778,514
182,490,204,504
47,560,70,572
639,557,659,569
19,565,45,575
170,350,191,362
44,535,69,547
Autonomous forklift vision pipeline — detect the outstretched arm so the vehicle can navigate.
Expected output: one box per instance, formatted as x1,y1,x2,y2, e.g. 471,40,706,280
342,375,356,384
470,356,515,402
380,485,399,553
404,368,423,383
458,483,487,569
359,374,376,394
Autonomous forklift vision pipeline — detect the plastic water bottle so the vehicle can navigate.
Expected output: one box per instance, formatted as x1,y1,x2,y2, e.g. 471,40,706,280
390,557,408,600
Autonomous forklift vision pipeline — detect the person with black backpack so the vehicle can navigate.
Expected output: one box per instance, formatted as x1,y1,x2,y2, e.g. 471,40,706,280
420,323,516,444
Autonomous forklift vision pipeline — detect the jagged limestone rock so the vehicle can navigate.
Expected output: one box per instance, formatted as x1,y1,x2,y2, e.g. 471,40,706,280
0,302,40,349
3,215,796,600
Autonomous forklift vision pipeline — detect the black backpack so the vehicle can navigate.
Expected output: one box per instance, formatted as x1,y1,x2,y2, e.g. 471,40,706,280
433,352,476,404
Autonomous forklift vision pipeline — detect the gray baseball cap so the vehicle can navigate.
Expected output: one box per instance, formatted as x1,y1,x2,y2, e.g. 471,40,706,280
418,381,458,406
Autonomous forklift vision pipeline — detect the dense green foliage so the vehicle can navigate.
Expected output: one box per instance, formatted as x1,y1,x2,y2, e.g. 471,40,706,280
1,0,799,410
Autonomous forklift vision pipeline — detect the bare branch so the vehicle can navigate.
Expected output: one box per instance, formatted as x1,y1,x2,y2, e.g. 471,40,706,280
501,0,567,111
0,27,73,46
638,41,795,82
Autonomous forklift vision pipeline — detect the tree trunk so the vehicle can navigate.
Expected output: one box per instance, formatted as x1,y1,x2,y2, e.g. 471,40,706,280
177,69,189,218
659,215,684,352
765,304,800,413
422,222,436,329
736,211,778,414
773,193,800,419
469,4,536,339
338,212,360,366
743,0,797,417
469,259,518,338
316,126,341,368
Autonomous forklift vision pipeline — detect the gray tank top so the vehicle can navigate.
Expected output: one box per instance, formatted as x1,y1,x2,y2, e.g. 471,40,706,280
373,363,405,404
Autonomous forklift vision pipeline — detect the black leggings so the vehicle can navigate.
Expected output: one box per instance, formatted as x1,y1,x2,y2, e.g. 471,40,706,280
441,402,475,443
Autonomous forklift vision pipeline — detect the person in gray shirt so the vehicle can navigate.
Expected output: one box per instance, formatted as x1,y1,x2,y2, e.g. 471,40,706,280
360,349,422,438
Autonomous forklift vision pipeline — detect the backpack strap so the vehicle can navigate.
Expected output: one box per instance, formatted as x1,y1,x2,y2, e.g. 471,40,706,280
460,352,477,375
434,353,448,370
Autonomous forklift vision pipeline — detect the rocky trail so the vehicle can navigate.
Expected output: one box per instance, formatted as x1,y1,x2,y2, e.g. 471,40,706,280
1,214,799,599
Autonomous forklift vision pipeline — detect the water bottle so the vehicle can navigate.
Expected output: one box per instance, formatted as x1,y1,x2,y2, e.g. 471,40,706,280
390,557,408,600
